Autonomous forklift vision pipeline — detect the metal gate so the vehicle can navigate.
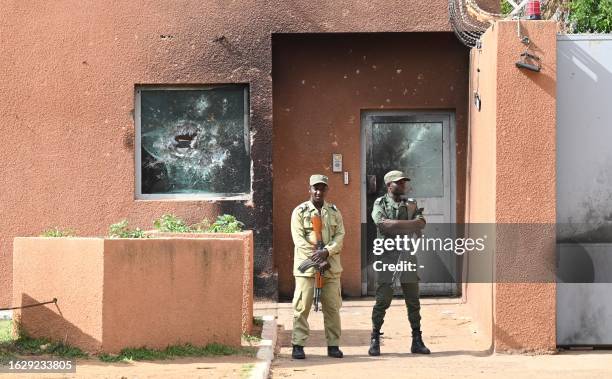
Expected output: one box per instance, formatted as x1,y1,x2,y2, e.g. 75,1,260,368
557,35,612,346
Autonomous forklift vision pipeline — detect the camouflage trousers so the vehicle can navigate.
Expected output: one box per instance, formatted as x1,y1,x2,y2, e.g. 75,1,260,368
371,281,421,332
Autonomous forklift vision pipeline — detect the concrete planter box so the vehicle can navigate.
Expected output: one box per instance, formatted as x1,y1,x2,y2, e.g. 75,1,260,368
12,232,253,353
143,231,254,335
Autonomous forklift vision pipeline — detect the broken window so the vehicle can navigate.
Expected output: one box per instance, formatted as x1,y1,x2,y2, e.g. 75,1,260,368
371,122,444,198
136,85,250,199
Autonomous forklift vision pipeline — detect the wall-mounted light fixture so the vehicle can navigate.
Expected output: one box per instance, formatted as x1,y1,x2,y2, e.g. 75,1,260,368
516,52,541,72
515,25,542,73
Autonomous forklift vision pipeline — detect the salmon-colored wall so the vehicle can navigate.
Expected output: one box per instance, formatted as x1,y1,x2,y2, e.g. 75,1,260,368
493,21,557,353
464,21,557,353
101,238,245,352
13,236,251,353
145,231,254,335
13,238,105,352
463,22,498,346
272,33,470,298
1,0,496,306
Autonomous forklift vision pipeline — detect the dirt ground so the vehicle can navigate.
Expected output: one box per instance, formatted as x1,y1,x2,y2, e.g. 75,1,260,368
268,299,612,379
0,355,258,378
0,322,262,379
2,300,611,378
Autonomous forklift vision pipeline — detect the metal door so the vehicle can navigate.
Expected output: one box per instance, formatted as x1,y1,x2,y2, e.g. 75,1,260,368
361,111,457,296
557,35,612,346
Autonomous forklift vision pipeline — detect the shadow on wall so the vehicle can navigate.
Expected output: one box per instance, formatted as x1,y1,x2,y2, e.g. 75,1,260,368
514,23,557,99
493,322,521,352
558,37,612,92
17,293,101,352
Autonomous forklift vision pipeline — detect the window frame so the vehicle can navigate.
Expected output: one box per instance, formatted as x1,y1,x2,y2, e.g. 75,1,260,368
134,84,252,201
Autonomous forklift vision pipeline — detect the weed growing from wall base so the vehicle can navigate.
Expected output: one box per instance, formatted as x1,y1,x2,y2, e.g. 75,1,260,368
108,220,148,238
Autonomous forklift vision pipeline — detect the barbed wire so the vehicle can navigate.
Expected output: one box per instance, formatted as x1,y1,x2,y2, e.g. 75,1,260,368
449,0,490,47
449,1,566,48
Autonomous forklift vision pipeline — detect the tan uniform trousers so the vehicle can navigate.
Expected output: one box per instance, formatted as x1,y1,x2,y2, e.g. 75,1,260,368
291,276,342,347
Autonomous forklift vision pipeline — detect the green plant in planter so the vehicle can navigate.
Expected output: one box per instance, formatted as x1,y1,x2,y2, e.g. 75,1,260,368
108,220,148,238
40,228,76,237
207,215,245,233
149,214,244,234
190,218,211,233
153,214,192,233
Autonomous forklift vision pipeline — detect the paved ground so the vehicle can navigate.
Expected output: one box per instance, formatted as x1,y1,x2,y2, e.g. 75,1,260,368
267,298,612,379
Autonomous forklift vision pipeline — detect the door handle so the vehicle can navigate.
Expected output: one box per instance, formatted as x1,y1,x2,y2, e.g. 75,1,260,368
367,175,377,194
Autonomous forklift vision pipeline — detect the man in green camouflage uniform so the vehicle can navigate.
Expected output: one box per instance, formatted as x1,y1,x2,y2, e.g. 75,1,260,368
290,174,345,359
368,170,431,356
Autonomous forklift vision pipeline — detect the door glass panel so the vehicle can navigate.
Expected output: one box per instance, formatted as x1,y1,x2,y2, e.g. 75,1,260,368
371,122,443,197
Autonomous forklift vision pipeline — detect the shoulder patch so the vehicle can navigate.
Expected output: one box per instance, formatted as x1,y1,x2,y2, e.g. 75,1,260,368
296,202,309,214
329,203,338,211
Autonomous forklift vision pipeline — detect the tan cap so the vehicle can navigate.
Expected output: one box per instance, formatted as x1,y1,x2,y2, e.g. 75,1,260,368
309,174,329,186
384,170,410,185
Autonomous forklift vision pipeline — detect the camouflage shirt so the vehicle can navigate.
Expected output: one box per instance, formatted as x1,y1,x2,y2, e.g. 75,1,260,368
371,193,425,283
372,193,426,238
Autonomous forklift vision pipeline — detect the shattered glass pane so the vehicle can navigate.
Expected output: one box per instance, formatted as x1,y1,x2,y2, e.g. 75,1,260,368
371,122,443,197
139,86,250,196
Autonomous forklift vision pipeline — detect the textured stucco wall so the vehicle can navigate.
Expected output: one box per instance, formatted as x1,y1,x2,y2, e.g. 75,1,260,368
1,0,495,305
12,238,105,352
145,231,254,334
12,236,250,353
272,33,469,298
493,21,557,353
464,21,557,353
102,238,246,352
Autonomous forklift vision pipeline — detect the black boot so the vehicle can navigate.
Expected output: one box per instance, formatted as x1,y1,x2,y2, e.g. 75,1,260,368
292,344,305,359
327,346,344,358
368,330,383,356
411,330,431,354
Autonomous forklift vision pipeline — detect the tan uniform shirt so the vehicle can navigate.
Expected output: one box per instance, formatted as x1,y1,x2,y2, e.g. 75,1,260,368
291,200,345,278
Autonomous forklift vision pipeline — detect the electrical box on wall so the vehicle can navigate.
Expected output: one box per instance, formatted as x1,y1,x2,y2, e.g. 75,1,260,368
332,154,342,172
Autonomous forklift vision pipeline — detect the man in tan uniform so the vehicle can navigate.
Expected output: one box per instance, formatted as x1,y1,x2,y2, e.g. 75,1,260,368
290,174,345,359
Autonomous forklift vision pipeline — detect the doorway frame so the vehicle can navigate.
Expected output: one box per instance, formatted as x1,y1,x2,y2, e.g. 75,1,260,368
360,110,457,296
